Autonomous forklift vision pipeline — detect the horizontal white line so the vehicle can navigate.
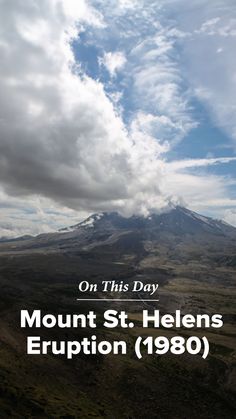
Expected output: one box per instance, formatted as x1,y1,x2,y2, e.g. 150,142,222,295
76,299,159,302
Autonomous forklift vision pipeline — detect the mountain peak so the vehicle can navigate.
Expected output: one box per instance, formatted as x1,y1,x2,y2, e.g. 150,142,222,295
60,206,235,238
0,206,235,255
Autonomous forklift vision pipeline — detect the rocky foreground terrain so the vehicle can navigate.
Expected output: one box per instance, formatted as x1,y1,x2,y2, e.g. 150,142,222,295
0,206,235,418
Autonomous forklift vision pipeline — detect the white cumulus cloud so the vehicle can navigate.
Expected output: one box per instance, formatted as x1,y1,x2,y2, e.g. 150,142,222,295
99,51,127,77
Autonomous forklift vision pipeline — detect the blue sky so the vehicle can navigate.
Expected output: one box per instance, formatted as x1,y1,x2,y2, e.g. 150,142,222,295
0,0,235,237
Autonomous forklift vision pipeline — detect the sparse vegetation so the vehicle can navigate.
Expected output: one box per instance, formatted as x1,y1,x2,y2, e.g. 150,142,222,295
0,209,235,418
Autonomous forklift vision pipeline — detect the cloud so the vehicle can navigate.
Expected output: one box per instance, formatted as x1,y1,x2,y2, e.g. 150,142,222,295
165,0,236,146
162,172,236,214
88,1,196,144
0,0,166,222
195,16,236,37
128,28,197,144
195,17,221,35
166,157,236,171
117,0,140,10
99,51,127,77
0,188,89,238
223,209,236,227
0,0,235,236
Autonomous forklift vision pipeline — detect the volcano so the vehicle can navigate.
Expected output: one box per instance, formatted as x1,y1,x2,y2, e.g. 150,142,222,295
0,206,235,259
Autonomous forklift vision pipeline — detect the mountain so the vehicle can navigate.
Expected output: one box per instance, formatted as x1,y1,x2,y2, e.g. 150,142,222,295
0,206,235,418
0,206,235,262
60,206,235,237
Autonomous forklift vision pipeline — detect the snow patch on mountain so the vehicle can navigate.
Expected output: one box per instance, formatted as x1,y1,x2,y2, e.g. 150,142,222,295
78,213,104,228
60,213,104,232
